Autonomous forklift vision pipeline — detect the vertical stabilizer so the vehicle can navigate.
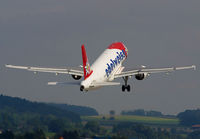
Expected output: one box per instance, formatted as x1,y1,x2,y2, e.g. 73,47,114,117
81,45,93,80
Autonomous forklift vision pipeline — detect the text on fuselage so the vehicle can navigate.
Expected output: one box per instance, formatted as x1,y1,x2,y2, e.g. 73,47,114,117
105,50,126,77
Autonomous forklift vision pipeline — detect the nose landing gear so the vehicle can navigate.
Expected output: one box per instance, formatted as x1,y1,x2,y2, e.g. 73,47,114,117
122,76,131,92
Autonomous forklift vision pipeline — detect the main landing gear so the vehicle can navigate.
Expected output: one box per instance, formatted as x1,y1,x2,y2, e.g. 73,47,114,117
122,76,131,92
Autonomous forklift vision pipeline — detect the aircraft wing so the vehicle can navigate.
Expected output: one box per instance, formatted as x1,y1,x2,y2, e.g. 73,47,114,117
5,64,84,76
114,65,196,78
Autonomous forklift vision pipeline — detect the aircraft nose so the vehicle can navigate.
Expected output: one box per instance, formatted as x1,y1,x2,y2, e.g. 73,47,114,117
80,85,85,91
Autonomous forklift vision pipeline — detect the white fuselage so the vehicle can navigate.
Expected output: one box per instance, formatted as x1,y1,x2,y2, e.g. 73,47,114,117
81,48,127,91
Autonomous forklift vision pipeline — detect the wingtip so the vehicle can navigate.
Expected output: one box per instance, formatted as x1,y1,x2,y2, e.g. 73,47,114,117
5,64,11,67
192,65,196,70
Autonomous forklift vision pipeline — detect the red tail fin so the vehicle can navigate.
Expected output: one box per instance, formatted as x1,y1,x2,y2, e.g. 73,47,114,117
81,45,93,80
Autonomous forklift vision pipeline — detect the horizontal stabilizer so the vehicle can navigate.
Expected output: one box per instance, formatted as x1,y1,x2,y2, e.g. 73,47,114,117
47,81,80,86
48,82,61,85
92,82,120,86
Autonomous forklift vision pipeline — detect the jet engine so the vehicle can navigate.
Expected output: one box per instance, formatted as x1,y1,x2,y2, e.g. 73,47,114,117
72,75,82,80
135,73,149,80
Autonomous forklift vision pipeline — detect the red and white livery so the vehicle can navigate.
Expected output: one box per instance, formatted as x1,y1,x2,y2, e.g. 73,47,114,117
6,42,196,92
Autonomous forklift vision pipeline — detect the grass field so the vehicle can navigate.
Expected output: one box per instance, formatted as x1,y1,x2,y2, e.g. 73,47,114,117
82,115,179,126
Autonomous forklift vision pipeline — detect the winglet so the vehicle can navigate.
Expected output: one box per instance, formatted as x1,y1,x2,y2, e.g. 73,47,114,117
81,45,93,80
192,65,196,70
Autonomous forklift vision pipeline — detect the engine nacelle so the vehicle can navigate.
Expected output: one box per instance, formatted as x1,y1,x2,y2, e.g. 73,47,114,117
72,75,82,80
135,73,149,80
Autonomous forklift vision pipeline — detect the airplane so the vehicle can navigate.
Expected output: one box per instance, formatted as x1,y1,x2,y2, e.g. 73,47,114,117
5,42,196,92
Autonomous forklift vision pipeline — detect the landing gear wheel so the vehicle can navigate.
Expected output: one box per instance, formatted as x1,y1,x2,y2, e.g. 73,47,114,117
122,76,132,92
127,85,131,92
122,85,125,92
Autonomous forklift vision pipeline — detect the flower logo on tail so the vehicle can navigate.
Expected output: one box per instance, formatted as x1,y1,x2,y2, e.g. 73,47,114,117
85,62,90,75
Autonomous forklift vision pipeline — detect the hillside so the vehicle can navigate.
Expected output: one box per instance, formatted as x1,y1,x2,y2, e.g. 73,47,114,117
49,103,98,116
0,95,80,122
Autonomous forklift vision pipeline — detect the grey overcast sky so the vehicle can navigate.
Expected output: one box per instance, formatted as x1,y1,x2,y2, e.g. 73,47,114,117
0,0,199,115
